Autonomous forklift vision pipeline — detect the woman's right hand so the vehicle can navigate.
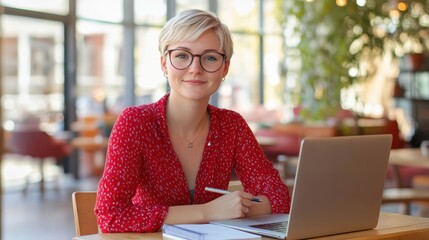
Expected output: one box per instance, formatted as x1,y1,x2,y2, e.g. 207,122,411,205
202,191,255,221
165,191,270,225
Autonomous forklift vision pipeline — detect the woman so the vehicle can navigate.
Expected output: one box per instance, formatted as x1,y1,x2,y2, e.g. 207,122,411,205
95,9,290,233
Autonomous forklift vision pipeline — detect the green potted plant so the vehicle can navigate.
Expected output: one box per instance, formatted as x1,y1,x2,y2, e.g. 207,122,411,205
276,0,429,123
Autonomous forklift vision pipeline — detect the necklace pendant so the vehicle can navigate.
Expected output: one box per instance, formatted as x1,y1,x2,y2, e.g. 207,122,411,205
188,143,193,148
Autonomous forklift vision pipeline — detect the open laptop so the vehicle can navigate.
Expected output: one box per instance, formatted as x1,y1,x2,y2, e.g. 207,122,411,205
211,134,392,239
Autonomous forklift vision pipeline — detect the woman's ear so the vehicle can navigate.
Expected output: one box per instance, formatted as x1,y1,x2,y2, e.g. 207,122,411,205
222,60,230,78
160,56,167,73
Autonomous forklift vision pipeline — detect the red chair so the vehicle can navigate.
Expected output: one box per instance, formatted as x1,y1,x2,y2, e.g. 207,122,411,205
254,128,301,180
6,130,71,195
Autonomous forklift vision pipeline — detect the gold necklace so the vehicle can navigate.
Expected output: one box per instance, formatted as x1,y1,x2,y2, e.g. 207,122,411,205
171,114,208,149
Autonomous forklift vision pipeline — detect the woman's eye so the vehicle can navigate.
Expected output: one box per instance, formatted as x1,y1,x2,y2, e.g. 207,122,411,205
205,55,218,62
176,54,188,59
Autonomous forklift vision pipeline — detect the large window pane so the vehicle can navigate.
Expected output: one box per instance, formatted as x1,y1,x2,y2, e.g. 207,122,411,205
264,0,282,34
77,0,123,23
218,0,258,32
263,1,285,118
1,0,69,15
264,36,285,109
1,15,64,131
176,0,208,13
135,27,166,104
1,0,287,128
135,0,166,25
76,21,124,117
219,34,259,111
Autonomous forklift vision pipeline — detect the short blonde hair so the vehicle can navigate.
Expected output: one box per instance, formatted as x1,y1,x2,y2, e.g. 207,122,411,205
159,9,234,61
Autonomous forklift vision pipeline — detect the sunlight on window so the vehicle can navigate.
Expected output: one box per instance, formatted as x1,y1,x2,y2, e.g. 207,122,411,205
233,0,255,16
135,0,166,25
1,0,68,14
77,0,123,22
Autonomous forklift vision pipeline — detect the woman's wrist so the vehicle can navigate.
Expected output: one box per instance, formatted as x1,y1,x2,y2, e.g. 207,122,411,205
199,203,211,223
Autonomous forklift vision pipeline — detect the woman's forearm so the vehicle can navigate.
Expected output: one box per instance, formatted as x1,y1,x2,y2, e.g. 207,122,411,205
164,204,208,224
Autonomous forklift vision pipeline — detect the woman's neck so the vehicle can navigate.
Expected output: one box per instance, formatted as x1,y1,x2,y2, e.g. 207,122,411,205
166,93,209,135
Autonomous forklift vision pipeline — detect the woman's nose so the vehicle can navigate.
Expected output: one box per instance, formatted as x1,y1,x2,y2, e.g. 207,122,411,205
188,56,203,72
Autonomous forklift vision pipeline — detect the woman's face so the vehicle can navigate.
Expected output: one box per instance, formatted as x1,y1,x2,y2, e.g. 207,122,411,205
161,29,230,102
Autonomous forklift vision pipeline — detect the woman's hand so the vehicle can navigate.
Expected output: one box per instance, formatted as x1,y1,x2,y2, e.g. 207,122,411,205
202,191,257,221
164,191,271,225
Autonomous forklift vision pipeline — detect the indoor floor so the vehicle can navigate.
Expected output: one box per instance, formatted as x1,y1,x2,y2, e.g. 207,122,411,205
2,155,99,240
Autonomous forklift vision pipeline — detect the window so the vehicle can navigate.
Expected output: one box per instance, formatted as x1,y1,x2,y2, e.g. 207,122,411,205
176,0,209,12
76,20,124,117
135,0,166,25
1,0,68,15
1,15,64,130
77,0,123,23
135,27,166,105
1,0,286,126
219,34,259,111
218,0,258,32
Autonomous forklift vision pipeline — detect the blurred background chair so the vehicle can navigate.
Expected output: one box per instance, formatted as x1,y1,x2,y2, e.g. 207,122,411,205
254,127,301,180
6,129,71,195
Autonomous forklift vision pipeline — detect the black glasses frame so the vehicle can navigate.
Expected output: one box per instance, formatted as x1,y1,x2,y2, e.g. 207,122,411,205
167,49,226,73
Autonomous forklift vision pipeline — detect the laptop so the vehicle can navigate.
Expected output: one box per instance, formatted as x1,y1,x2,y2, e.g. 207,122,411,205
211,134,392,239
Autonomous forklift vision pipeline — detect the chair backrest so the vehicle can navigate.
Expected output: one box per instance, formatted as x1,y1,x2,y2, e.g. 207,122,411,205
228,180,244,192
7,130,70,159
72,191,98,236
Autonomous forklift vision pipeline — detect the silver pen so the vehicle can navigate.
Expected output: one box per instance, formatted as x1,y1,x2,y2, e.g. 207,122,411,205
205,187,262,202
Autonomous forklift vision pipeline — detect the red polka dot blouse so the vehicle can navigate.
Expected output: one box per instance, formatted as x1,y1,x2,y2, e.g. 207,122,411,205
95,93,291,233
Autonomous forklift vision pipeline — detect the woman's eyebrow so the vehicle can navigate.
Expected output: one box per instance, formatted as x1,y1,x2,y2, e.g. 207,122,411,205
173,46,222,53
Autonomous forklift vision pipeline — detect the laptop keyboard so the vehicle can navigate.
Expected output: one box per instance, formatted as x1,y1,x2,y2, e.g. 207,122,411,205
250,221,288,233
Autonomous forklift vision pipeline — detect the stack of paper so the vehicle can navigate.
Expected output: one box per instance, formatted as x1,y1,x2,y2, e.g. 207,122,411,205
162,223,261,240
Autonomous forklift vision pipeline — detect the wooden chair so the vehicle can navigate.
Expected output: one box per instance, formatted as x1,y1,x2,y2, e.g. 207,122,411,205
72,182,246,237
72,191,99,237
228,180,244,192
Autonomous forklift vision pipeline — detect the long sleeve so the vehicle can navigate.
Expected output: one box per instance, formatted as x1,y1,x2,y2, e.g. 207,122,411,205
233,116,291,213
95,106,170,233
210,110,291,214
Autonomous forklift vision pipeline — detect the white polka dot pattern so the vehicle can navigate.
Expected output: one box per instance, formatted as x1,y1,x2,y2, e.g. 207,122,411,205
95,93,291,233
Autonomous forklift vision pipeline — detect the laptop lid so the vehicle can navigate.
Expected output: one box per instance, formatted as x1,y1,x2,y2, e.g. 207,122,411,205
211,134,392,240
287,134,392,239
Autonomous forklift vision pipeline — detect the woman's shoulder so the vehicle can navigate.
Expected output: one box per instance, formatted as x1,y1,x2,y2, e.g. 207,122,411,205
209,105,244,120
119,103,157,119
116,97,165,127
209,105,241,117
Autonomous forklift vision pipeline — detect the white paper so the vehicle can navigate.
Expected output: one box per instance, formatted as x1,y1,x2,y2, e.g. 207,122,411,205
163,223,261,240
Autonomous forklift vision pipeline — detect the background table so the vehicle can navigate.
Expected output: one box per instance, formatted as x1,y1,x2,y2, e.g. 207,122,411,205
389,148,429,188
71,136,108,177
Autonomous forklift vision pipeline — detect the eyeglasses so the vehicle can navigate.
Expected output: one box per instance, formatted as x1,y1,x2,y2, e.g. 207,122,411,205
167,49,226,73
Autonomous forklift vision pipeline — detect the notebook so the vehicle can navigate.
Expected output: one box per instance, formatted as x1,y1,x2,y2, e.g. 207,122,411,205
162,223,261,240
211,134,392,240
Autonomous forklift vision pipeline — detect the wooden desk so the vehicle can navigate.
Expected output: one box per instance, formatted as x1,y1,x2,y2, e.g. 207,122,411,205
389,148,429,188
74,212,429,240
